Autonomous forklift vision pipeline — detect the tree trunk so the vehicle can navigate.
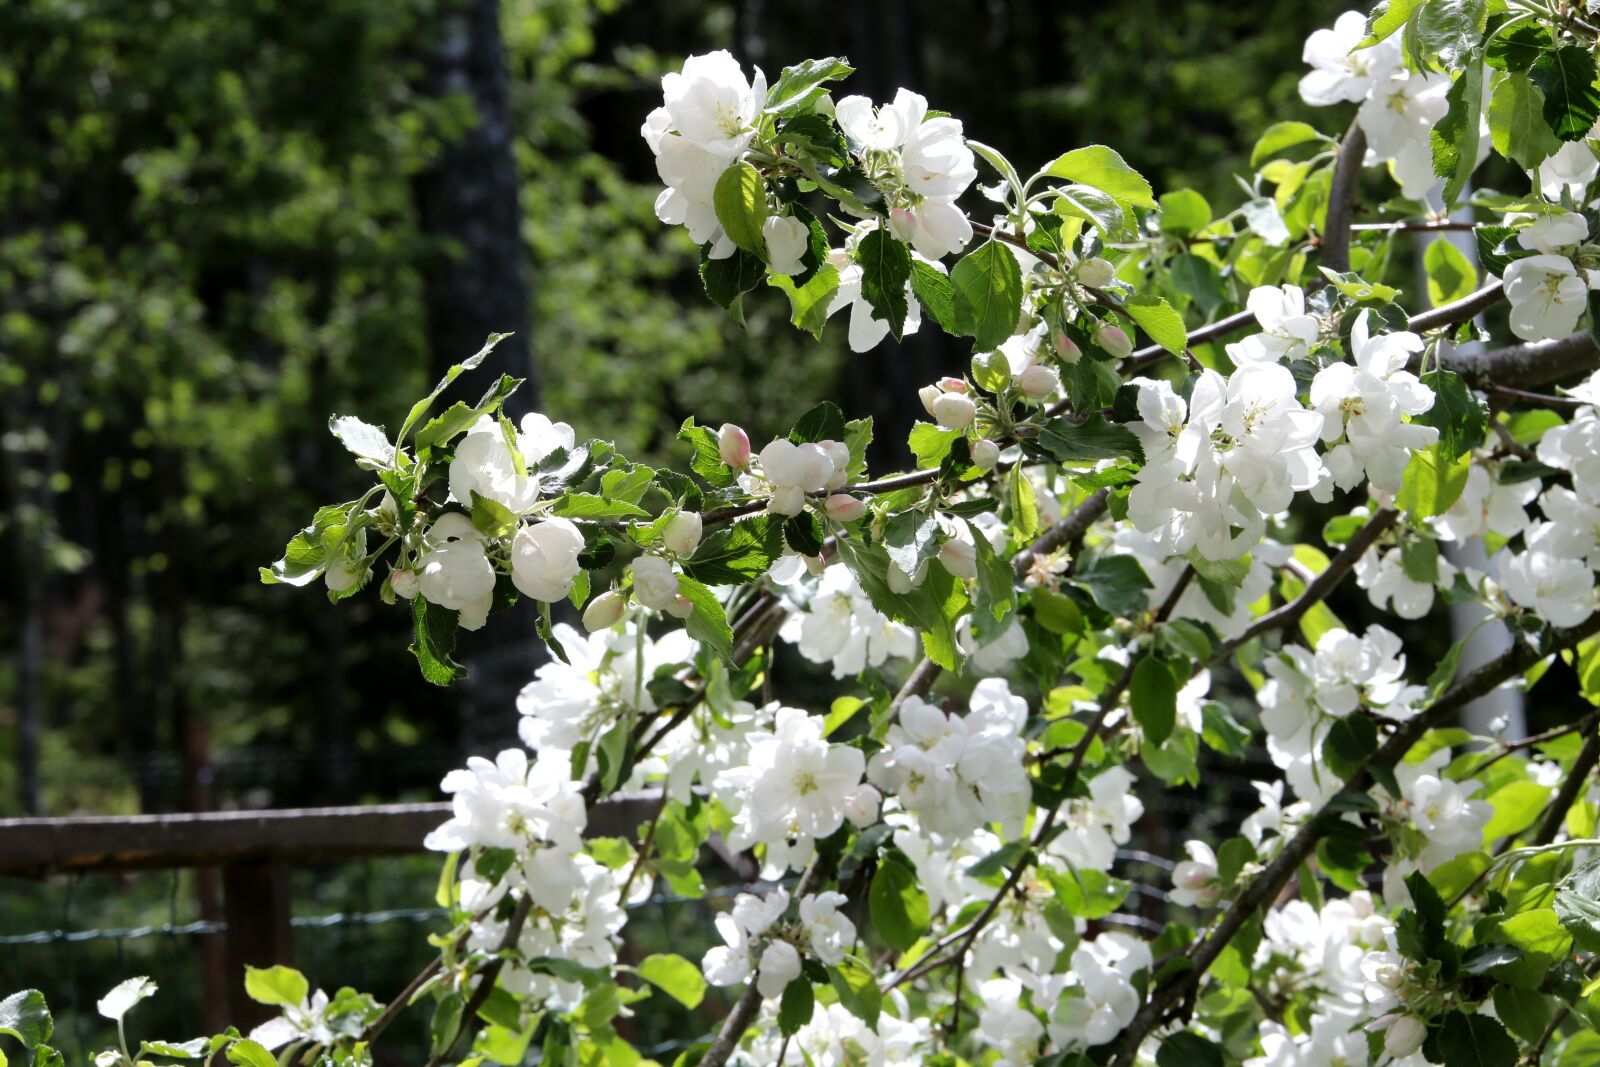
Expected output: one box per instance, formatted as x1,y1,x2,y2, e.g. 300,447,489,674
414,0,541,745
415,0,535,406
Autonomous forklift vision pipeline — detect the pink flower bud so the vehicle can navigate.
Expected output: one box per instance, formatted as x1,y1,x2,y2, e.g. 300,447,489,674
971,438,1000,472
1018,363,1060,401
718,423,751,468
582,589,627,631
939,377,968,393
825,494,867,522
1096,324,1133,359
1052,333,1082,363
389,568,420,600
931,392,977,430
666,594,695,620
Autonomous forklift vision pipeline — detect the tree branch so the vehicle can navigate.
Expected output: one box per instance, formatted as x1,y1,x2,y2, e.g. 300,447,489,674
1319,118,1366,274
1440,329,1600,390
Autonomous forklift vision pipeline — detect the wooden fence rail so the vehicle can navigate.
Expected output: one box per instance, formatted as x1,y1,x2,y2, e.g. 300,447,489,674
0,796,661,1029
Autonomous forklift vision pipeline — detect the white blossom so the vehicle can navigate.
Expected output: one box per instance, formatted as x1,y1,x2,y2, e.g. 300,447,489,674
510,517,584,602
1505,254,1592,342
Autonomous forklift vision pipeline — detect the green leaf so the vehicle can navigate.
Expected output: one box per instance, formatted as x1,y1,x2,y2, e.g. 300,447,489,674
765,57,853,115
396,332,513,445
682,520,782,585
1157,189,1212,235
1322,714,1378,779
699,246,766,323
677,417,737,489
0,991,51,1050
1411,0,1488,70
1483,781,1553,841
1397,444,1472,518
1431,59,1485,208
870,858,931,952
1418,370,1489,461
1131,655,1179,746
1046,866,1131,920
951,239,1023,350
1073,553,1153,618
1032,414,1145,465
1487,23,1554,72
243,965,308,1008
410,596,467,686
1318,268,1401,304
1360,0,1425,46
829,956,881,1027
1530,45,1600,141
469,491,520,537
1435,1011,1518,1067
778,978,814,1037
769,263,840,339
790,401,847,445
635,954,706,1009
833,533,965,671
1490,72,1563,169
1124,295,1187,355
1556,857,1600,949
1056,184,1127,236
413,373,522,454
1156,1032,1224,1067
1425,239,1477,306
140,1039,209,1060
909,260,958,333
225,1040,278,1067
328,414,395,467
967,518,1018,643
713,162,769,257
675,576,734,665
857,227,912,339
1494,985,1552,1044
1045,144,1156,209
1250,121,1326,167
1504,908,1573,956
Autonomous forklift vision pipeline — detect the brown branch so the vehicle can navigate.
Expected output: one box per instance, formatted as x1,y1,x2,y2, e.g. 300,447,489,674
1439,329,1600,390
1536,731,1600,846
1217,508,1397,657
1011,488,1110,576
1407,280,1505,335
1319,118,1366,274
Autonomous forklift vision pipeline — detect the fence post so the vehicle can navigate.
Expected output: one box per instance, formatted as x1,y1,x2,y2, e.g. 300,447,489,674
221,860,294,1029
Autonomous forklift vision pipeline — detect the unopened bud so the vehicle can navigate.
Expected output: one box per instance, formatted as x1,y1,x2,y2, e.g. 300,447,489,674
1018,363,1060,401
1078,257,1116,288
582,589,627,631
971,438,1000,472
1096,324,1133,359
938,538,978,579
1381,1016,1427,1060
663,511,703,556
718,423,752,468
804,554,827,576
390,568,420,600
918,384,943,418
931,392,977,430
1052,333,1082,364
666,594,695,620
825,494,867,522
938,377,968,393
